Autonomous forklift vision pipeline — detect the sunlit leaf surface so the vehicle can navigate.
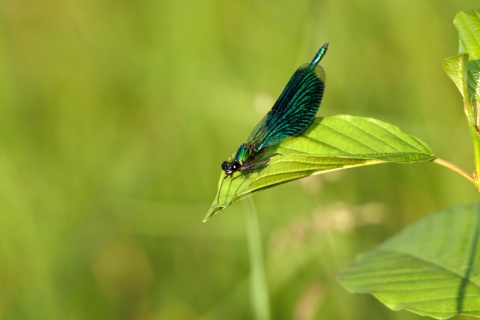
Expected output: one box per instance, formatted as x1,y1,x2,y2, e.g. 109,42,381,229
443,54,468,100
445,10,480,102
339,202,480,319
205,115,434,221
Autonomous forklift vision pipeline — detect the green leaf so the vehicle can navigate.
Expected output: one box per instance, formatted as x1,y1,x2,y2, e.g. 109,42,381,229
455,11,480,60
443,54,468,101
446,10,480,181
205,115,434,221
446,10,480,103
339,202,480,319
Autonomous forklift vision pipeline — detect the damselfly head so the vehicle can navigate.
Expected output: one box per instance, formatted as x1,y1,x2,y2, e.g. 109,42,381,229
222,160,241,176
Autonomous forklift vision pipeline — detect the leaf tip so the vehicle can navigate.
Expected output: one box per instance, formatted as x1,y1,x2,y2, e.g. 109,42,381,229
203,204,226,222
203,211,214,222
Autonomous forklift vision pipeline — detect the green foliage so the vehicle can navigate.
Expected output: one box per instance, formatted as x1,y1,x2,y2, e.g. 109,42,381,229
207,7,480,320
444,11,480,191
207,115,434,220
338,9,480,319
455,11,480,60
1,1,478,319
339,203,480,319
444,11,480,106
443,54,468,101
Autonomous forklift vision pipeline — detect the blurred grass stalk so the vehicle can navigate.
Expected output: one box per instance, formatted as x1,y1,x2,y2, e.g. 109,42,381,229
245,197,271,320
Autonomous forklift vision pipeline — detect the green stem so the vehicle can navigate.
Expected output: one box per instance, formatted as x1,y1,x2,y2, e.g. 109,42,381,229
465,100,480,178
244,197,271,320
433,157,480,190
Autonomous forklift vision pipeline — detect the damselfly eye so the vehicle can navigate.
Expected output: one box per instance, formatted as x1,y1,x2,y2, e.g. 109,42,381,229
222,161,231,172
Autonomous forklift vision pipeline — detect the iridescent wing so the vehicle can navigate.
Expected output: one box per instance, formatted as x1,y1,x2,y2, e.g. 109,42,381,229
245,44,328,150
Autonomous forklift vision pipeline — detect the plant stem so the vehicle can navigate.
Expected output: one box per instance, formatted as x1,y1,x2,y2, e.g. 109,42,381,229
433,157,480,190
244,197,271,320
467,100,480,181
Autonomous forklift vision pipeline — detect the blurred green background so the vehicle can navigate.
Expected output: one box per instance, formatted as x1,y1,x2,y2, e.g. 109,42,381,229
0,0,478,319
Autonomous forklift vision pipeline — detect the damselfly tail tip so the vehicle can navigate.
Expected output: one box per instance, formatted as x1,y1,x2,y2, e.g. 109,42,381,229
311,42,329,66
